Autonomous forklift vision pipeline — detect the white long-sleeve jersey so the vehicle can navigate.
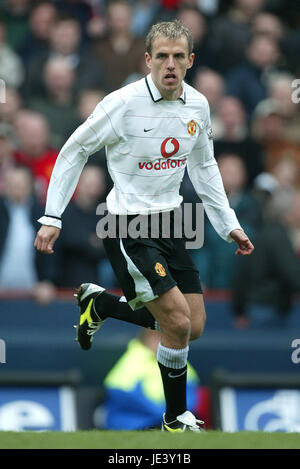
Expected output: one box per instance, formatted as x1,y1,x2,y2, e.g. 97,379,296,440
39,74,241,242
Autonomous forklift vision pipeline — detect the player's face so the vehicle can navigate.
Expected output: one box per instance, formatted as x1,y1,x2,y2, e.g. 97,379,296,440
145,35,194,100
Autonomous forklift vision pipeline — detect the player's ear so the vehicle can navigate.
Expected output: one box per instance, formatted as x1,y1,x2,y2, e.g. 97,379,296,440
187,53,195,69
145,52,151,69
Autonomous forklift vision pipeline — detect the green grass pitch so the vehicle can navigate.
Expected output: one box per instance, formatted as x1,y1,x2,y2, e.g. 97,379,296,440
0,430,300,449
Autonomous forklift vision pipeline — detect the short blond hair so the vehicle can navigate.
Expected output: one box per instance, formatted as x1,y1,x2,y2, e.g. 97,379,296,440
145,20,193,56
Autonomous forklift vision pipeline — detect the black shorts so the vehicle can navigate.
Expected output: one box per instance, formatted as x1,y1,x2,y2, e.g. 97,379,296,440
102,211,202,310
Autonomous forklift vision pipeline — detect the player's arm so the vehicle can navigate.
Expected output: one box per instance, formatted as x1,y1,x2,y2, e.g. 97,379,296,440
34,94,123,254
187,100,254,255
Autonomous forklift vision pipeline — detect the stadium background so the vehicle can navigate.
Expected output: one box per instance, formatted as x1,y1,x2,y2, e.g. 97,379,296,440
1,0,300,434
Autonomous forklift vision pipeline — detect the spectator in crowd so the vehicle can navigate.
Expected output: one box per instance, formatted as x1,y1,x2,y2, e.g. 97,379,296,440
176,6,213,85
77,88,106,123
76,88,113,190
131,0,159,38
99,329,201,430
0,0,31,49
0,86,22,128
23,14,106,99
18,1,57,64
56,165,112,288
28,56,81,148
252,156,299,213
92,0,145,92
271,157,299,192
252,97,300,183
251,11,284,43
0,166,57,304
213,96,264,184
0,123,15,195
214,96,248,141
192,153,262,289
210,0,266,74
0,19,24,88
232,189,300,328
268,73,300,143
226,33,281,116
263,0,300,29
152,0,179,23
192,0,219,17
192,67,225,132
12,110,58,202
49,0,93,37
280,12,300,74
121,53,149,87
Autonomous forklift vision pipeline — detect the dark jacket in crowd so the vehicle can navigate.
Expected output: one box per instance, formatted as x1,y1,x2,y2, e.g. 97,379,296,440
225,61,268,116
56,201,106,288
214,138,265,186
232,221,300,316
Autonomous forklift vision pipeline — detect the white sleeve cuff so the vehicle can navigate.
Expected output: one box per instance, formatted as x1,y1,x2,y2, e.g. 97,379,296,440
226,226,243,243
38,216,62,230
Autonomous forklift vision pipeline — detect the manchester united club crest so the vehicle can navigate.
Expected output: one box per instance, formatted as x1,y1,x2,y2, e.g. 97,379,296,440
187,120,197,136
155,262,166,277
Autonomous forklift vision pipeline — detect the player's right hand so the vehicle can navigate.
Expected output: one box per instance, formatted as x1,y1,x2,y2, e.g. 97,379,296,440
34,225,60,254
230,229,254,256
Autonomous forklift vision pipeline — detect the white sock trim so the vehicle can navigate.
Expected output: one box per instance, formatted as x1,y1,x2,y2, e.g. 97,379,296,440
157,342,189,369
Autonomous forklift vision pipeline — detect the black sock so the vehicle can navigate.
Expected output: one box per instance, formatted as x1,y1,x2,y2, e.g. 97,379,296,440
94,291,156,329
158,362,187,423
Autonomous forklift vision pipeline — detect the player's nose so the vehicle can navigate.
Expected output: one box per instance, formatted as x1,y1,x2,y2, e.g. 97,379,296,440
166,56,175,69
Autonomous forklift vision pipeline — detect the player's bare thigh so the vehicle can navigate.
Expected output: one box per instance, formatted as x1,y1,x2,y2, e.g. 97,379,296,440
183,293,206,340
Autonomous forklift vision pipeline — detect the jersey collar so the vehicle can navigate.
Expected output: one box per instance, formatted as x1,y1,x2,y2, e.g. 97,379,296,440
145,74,186,104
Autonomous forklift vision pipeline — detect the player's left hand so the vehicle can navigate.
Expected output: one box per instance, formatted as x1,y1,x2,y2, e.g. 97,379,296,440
230,229,254,256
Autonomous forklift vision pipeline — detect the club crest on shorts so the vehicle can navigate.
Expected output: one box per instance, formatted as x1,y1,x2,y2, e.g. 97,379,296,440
187,120,197,136
155,262,166,277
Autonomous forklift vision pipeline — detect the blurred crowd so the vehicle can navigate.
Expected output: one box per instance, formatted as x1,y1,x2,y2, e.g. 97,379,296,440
1,0,300,326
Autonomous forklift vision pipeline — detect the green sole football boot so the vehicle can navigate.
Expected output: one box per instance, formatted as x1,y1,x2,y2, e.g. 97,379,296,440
74,283,106,350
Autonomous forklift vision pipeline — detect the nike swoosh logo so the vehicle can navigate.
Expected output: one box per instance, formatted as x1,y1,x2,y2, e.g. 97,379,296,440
144,128,154,132
168,369,187,379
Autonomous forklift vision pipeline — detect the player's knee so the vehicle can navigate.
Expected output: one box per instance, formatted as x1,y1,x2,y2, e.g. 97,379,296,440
190,310,206,340
171,313,191,340
179,314,191,335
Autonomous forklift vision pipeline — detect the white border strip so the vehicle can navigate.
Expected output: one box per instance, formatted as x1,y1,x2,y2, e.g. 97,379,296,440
219,387,238,432
59,386,77,431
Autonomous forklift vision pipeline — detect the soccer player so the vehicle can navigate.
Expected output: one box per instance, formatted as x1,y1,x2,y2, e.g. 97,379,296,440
34,21,254,432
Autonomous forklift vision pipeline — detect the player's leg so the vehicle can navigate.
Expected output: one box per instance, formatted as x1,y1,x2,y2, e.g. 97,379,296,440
184,293,206,341
94,290,157,329
74,283,157,350
146,244,205,430
168,237,205,341
75,227,165,350
146,285,191,348
145,286,191,426
99,232,202,430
